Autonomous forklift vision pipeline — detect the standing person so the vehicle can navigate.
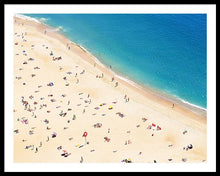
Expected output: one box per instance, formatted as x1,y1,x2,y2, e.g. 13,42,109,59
46,136,49,142
172,104,175,109
80,156,84,163
35,147,38,153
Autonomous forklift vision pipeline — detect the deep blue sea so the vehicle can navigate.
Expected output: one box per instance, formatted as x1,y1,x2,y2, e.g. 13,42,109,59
22,14,207,109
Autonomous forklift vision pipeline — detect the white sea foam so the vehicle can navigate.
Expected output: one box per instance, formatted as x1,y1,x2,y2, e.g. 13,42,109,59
47,26,63,32
15,14,50,27
179,99,207,111
115,74,207,113
75,43,107,69
115,74,139,87
14,13,41,24
39,17,47,22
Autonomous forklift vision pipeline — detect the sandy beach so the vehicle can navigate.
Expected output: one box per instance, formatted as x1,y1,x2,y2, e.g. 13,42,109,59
13,16,207,163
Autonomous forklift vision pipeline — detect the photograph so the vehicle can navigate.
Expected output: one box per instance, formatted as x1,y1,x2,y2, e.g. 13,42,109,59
5,4,216,172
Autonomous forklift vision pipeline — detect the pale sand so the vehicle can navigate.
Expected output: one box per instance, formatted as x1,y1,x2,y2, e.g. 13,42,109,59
13,16,207,163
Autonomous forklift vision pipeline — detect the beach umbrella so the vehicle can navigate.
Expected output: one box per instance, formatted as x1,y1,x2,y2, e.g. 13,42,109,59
82,131,88,144
82,131,88,138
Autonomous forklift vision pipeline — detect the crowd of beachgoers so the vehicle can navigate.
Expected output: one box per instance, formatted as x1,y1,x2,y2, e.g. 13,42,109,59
13,17,206,163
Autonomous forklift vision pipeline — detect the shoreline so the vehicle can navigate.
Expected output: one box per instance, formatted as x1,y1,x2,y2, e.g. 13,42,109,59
14,14,206,119
75,42,207,118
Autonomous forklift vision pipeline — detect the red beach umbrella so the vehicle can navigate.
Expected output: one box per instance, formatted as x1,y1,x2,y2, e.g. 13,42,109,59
82,131,88,144
82,131,88,138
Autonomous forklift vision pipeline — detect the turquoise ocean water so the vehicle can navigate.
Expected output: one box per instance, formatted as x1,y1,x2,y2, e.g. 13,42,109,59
22,14,207,109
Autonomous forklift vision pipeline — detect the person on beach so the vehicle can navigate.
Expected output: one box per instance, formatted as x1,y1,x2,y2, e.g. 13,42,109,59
72,114,76,120
57,146,62,150
172,104,175,108
25,145,31,149
31,145,34,150
80,156,84,163
35,147,38,153
46,136,49,142
115,82,118,87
